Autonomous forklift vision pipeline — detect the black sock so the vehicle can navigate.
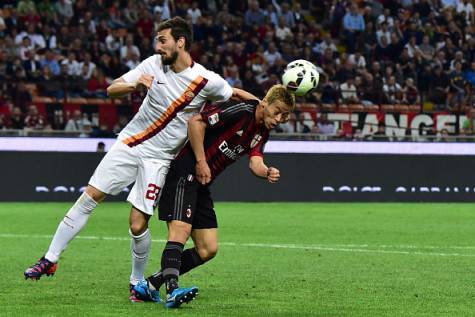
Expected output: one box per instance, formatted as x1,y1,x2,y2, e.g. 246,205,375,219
161,241,184,294
180,248,205,275
147,248,205,290
147,271,163,291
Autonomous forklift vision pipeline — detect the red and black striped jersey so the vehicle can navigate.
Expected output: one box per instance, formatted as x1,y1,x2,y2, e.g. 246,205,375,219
171,99,269,180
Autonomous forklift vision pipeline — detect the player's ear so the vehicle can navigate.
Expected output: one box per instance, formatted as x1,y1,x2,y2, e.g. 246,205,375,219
177,37,185,49
261,98,268,108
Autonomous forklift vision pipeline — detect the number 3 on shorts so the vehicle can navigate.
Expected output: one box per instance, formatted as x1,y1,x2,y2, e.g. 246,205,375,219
145,183,161,201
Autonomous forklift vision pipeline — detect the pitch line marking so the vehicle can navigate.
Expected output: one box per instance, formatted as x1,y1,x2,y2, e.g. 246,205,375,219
1,233,474,257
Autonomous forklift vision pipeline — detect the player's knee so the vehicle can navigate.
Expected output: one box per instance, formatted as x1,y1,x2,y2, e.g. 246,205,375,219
129,222,148,236
84,185,106,203
197,243,218,261
168,221,192,244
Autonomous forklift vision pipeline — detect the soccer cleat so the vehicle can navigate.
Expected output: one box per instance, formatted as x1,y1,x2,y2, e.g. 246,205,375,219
165,286,199,308
130,280,163,303
24,257,57,280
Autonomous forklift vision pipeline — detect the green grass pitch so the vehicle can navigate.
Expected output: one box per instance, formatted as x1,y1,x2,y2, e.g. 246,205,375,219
0,202,474,316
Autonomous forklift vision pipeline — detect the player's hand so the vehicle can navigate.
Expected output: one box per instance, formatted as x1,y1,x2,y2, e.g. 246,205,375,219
135,74,154,90
267,167,280,183
196,160,212,185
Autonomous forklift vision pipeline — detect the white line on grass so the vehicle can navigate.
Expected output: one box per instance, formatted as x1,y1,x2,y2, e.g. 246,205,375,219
1,233,474,257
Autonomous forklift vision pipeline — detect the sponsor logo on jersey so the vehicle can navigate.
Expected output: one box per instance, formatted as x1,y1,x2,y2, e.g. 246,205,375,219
185,90,195,102
208,113,220,125
219,141,244,160
250,134,262,148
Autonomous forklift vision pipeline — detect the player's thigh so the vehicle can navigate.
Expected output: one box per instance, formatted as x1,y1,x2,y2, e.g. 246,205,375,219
191,186,218,230
158,169,198,226
191,228,219,260
89,141,139,195
127,157,170,216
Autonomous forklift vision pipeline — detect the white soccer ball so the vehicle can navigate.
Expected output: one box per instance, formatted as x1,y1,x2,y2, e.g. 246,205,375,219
286,59,318,71
282,61,319,97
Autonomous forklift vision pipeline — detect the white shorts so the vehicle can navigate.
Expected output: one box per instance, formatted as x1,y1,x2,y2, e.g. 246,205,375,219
89,141,170,215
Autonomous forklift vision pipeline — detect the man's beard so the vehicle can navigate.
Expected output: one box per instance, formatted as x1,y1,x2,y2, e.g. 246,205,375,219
161,51,178,65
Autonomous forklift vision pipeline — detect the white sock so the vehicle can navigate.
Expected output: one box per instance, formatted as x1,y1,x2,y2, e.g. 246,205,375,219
45,192,97,263
130,228,151,285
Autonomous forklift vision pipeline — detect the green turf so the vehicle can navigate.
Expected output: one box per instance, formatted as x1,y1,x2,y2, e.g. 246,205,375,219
0,202,474,316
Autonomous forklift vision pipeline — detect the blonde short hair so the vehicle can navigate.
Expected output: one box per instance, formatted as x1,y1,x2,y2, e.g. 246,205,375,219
264,84,296,111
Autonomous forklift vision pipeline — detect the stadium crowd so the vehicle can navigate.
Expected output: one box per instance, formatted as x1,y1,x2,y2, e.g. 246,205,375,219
0,0,475,138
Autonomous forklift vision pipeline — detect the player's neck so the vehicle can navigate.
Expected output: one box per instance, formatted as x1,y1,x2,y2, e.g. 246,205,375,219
171,52,192,73
255,104,264,125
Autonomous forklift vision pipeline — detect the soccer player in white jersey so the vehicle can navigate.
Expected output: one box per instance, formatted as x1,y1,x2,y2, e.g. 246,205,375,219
24,17,253,303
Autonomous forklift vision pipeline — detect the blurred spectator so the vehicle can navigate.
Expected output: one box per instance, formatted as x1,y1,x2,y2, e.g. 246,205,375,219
448,61,466,110
462,108,475,134
403,78,420,105
295,112,311,133
466,62,475,88
120,35,140,62
373,123,389,141
314,113,335,136
275,16,292,41
376,21,391,46
313,33,337,56
8,106,25,129
347,51,366,69
437,128,451,142
245,0,264,26
279,2,296,28
154,0,172,21
340,77,359,104
61,52,81,76
87,69,108,98
383,76,403,104
23,51,41,80
24,105,47,130
12,82,32,112
263,42,281,66
360,73,382,105
55,0,74,19
429,65,449,107
40,50,60,76
342,4,365,53
37,65,64,99
65,110,91,132
18,36,34,61
187,2,201,25
97,141,106,152
51,109,65,130
457,0,474,25
419,35,435,61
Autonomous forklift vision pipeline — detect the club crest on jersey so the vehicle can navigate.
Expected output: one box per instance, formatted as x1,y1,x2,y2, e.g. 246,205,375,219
250,134,262,148
185,90,195,102
208,113,220,126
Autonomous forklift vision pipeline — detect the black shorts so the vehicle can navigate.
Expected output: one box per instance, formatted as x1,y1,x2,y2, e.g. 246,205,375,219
158,168,217,229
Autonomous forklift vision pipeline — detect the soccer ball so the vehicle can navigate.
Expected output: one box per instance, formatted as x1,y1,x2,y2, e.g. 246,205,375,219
282,61,319,97
286,59,318,71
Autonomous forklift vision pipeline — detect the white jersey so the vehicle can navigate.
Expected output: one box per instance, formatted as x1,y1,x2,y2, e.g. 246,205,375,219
119,54,233,160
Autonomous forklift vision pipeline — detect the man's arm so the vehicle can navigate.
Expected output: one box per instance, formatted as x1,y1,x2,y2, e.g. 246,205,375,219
107,74,154,98
231,87,259,101
249,155,280,183
188,114,212,185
